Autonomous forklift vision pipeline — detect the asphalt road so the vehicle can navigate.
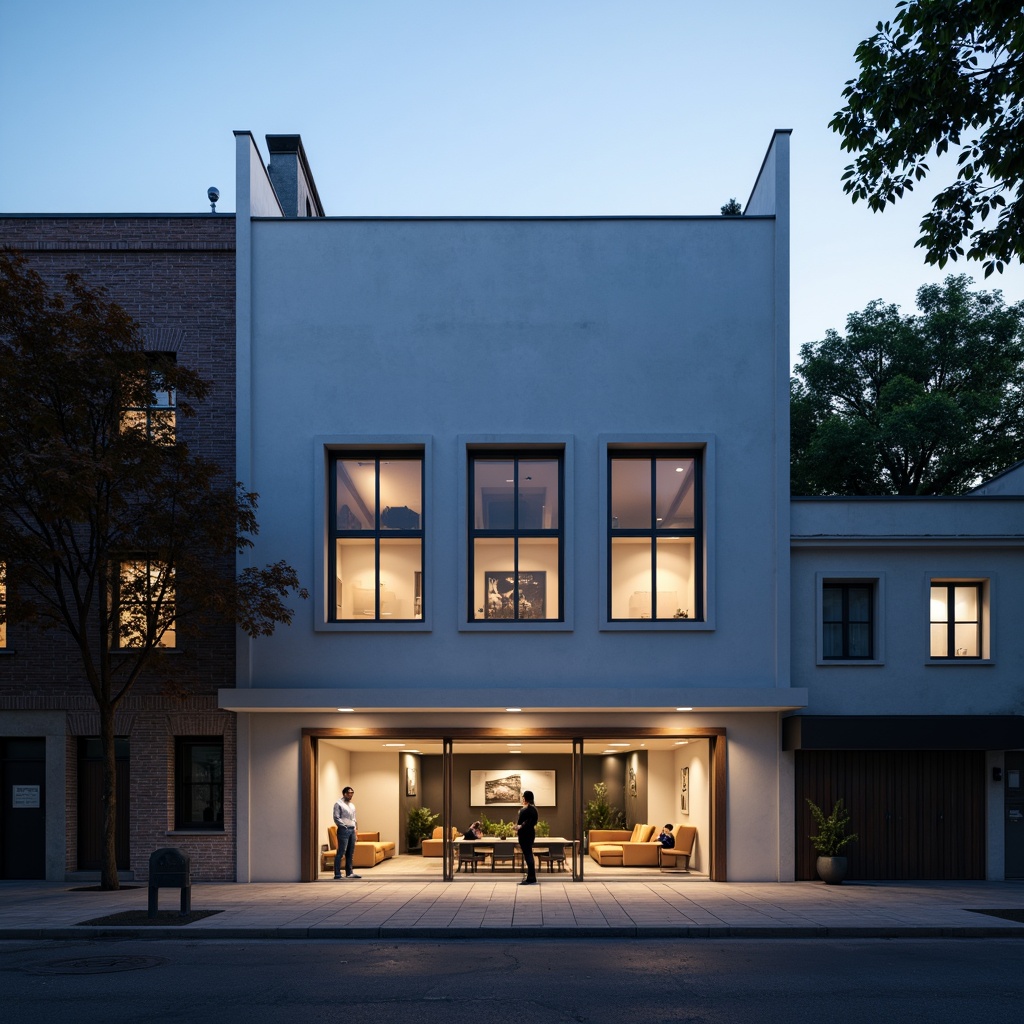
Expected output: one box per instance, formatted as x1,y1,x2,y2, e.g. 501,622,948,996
1,937,1020,1024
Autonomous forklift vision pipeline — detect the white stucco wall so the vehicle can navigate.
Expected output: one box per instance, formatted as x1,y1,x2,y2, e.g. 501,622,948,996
239,213,789,707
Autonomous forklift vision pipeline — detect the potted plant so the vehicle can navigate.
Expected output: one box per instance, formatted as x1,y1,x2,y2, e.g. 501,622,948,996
406,806,439,852
583,782,626,851
806,798,858,884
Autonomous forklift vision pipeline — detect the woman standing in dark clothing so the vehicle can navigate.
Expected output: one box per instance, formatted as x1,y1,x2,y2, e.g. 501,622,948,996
515,790,539,885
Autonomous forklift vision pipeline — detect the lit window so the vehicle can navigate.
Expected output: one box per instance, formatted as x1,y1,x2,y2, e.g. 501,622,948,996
114,558,175,648
608,452,702,621
330,452,423,621
469,452,563,621
121,355,176,442
0,562,6,648
175,737,224,830
930,581,982,659
822,581,874,659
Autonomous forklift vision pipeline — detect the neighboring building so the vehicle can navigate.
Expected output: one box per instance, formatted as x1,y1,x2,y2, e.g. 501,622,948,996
0,213,238,881
3,131,1021,884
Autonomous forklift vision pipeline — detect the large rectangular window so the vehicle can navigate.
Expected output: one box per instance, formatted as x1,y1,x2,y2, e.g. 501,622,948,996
469,452,563,621
822,581,874,659
608,451,702,621
175,737,223,830
114,557,175,648
330,452,424,621
930,581,983,659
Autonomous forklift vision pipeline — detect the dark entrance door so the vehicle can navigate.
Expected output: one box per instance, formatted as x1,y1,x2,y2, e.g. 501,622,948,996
77,738,130,871
1005,752,1024,879
1,738,46,879
796,750,985,880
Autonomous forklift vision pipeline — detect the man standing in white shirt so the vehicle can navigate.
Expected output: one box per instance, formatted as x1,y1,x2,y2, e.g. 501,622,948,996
333,786,361,879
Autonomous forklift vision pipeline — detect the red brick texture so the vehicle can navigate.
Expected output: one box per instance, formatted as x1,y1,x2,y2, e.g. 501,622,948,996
0,215,239,880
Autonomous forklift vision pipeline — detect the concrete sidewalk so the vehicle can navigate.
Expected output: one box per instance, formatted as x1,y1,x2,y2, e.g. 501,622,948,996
3,877,1024,940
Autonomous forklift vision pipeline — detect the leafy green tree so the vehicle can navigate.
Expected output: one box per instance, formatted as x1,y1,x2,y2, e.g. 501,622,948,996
0,249,307,889
830,0,1024,275
720,198,743,216
791,275,1024,495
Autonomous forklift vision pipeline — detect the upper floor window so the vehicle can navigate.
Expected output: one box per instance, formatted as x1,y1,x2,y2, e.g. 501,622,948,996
469,452,563,621
175,736,224,830
120,354,176,443
113,557,175,648
930,581,983,659
608,451,703,621
330,452,423,621
822,580,874,659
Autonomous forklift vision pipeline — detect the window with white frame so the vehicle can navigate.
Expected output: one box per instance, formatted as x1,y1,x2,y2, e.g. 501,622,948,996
113,557,175,648
330,451,424,621
608,450,703,621
930,580,984,659
469,451,563,621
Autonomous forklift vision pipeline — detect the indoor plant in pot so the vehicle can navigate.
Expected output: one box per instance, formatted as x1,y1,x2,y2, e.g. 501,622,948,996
807,798,858,884
406,806,439,852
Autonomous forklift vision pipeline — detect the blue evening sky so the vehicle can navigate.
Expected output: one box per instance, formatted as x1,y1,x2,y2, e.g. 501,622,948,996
2,0,1021,363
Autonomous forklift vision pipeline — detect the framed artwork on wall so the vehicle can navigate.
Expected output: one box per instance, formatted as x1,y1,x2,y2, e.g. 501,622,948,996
469,769,556,806
406,766,417,797
680,766,689,814
484,571,546,619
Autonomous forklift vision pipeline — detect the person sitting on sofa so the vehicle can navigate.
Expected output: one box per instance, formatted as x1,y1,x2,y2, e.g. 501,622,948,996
656,824,675,849
463,821,484,840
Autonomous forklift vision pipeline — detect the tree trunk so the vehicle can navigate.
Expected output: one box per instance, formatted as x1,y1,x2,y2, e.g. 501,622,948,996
99,701,120,890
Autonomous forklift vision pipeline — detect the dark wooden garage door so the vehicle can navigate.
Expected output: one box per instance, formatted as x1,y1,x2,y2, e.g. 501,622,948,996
796,750,985,880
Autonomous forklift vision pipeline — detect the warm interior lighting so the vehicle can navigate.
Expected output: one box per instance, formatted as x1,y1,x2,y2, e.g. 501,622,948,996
505,707,522,712
676,707,693,711
336,708,355,712
383,743,405,747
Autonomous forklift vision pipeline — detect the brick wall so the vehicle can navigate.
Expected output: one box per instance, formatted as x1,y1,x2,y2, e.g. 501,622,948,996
0,215,239,880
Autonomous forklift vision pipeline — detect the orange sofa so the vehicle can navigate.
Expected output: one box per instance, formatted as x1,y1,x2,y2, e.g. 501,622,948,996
420,826,461,857
320,826,396,871
589,823,696,867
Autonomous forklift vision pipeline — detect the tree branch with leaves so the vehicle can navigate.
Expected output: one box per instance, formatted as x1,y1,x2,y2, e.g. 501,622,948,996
0,248,308,888
830,0,1024,276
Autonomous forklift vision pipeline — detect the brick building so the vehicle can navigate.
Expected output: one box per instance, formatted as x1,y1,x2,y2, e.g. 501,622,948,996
0,214,238,881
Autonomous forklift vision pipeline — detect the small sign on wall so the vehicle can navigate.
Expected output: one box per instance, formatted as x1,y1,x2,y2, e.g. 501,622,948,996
12,785,40,808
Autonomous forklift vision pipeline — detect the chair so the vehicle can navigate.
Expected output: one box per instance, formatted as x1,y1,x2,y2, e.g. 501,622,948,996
457,843,491,872
658,825,697,872
490,842,520,871
536,843,566,872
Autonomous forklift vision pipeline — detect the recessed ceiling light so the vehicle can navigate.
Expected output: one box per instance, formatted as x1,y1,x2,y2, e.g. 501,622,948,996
505,707,522,713
407,749,422,754
383,743,405,747
609,743,630,747
336,708,355,713
675,466,684,472
674,740,689,745
676,707,693,712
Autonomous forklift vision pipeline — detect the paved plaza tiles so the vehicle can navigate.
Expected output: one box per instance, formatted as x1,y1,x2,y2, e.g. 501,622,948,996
2,876,1024,940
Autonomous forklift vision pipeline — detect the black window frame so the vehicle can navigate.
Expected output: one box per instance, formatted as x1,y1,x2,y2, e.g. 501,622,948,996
930,580,983,660
606,449,704,622
822,580,875,660
328,450,425,623
467,450,565,622
111,555,175,650
174,736,224,831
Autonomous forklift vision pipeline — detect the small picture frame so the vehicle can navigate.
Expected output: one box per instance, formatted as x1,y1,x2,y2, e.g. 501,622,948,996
406,766,417,797
680,766,689,814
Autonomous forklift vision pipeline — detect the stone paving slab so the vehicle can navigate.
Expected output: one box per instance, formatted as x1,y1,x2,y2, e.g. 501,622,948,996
2,878,1024,940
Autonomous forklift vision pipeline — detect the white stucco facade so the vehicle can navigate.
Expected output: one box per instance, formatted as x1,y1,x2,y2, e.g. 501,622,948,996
222,130,1023,884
